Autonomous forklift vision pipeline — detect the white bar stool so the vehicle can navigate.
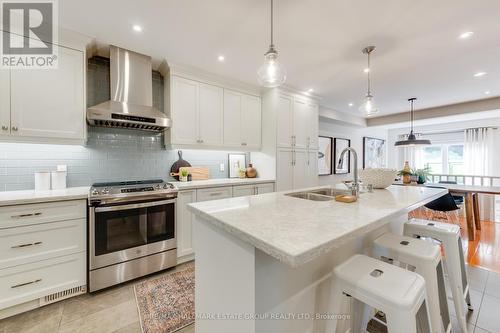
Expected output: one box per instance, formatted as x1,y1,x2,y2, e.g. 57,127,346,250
373,233,452,333
404,218,472,333
327,254,432,333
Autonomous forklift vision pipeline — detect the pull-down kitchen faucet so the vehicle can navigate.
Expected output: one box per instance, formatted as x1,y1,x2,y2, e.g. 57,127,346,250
337,147,360,197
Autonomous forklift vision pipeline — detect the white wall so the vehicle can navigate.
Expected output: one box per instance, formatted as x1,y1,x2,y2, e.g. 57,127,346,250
318,120,388,185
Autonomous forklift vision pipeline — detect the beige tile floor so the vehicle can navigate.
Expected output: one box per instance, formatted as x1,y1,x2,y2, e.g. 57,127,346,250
1,262,499,333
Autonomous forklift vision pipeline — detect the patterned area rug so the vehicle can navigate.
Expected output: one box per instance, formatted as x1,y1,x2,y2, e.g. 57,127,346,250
134,266,195,333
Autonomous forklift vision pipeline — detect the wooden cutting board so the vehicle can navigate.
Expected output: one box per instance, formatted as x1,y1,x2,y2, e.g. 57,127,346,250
170,167,210,180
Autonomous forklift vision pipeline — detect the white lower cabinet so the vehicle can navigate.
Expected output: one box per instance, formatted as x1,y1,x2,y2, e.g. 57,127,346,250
0,252,86,311
176,190,196,261
232,185,256,197
176,182,275,262
0,199,87,318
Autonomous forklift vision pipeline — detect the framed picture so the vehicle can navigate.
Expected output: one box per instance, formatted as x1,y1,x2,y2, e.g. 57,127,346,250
363,137,386,169
318,136,333,175
228,153,246,178
334,138,351,174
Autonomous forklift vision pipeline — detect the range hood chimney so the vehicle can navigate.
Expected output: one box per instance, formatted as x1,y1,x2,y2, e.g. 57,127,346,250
87,46,171,131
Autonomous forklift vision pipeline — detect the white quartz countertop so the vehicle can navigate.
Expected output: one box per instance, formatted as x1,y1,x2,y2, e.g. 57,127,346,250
170,178,275,190
0,187,89,206
187,185,448,267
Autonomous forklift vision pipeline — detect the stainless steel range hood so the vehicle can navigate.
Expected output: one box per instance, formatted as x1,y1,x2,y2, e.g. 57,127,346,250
87,46,171,131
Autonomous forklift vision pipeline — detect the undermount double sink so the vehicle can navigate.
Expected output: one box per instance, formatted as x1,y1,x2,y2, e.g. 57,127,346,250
285,188,351,201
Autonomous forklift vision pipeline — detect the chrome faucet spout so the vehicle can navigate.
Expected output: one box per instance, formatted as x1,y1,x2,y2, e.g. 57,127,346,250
338,147,360,197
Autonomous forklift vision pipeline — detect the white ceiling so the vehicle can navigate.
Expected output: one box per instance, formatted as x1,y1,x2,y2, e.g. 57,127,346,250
59,0,500,117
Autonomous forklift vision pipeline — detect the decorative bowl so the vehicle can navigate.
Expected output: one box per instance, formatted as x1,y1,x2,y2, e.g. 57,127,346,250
359,168,398,189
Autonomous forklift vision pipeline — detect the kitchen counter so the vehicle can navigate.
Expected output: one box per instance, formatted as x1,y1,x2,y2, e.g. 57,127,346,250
189,184,448,333
188,185,447,267
0,187,89,206
170,178,275,190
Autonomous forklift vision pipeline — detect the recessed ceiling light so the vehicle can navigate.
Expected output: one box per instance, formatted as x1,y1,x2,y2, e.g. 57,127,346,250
474,72,487,77
459,31,474,39
348,103,354,107
485,90,491,95
363,68,370,73
132,25,142,32
307,88,314,93
217,55,225,62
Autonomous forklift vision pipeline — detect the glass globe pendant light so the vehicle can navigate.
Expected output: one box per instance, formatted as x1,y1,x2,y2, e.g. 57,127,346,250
359,46,379,116
257,0,286,87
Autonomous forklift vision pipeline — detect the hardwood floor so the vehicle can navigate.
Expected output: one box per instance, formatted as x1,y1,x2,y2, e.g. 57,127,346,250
461,219,500,274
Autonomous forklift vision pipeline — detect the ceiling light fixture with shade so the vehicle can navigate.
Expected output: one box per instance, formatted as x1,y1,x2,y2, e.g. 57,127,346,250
395,98,431,147
359,46,379,116
257,0,286,88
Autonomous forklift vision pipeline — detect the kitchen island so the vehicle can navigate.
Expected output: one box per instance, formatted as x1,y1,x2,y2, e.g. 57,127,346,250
188,185,447,333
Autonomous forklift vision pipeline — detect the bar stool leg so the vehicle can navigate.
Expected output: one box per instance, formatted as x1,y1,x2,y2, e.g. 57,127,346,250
457,239,473,311
444,238,470,332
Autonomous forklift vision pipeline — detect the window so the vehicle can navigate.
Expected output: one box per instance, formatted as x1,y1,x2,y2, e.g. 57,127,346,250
415,143,464,175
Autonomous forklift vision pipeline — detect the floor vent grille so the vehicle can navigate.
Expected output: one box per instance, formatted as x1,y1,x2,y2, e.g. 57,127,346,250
41,285,86,305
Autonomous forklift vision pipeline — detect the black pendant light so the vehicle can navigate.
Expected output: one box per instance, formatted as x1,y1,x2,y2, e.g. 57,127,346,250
394,98,431,147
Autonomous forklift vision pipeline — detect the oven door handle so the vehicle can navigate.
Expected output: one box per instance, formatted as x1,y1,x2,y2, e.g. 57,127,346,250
94,199,176,212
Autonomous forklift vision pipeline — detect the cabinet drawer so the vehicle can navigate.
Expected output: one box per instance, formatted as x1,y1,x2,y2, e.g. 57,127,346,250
196,187,233,202
0,252,86,310
256,183,275,194
0,200,86,229
0,218,86,269
232,185,256,197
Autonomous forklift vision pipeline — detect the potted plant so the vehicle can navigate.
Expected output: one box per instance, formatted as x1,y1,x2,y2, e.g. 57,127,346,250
414,167,431,184
398,161,413,184
180,169,189,182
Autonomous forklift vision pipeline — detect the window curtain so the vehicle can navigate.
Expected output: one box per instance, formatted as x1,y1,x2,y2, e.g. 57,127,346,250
464,128,495,220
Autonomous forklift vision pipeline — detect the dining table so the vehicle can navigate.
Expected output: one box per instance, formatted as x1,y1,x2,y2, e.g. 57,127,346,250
395,182,500,240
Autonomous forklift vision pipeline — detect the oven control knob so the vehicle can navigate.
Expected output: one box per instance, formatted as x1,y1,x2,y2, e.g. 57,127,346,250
101,187,110,195
163,183,171,189
155,184,161,190
91,189,99,196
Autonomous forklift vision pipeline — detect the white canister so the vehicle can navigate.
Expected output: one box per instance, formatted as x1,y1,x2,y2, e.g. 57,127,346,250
35,172,51,191
51,171,67,190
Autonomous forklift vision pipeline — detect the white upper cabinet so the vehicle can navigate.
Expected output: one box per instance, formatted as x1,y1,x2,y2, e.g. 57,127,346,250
276,94,293,148
0,67,10,137
241,94,261,149
171,76,260,150
306,150,319,187
307,103,319,150
223,90,242,147
9,45,85,141
223,89,261,149
276,93,319,150
292,98,309,149
171,76,199,145
198,83,223,146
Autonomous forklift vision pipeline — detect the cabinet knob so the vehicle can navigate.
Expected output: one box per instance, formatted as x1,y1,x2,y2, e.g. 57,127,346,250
1,125,8,130
11,126,18,131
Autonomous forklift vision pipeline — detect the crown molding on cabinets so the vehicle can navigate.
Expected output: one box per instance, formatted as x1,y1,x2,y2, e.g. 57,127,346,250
159,60,261,97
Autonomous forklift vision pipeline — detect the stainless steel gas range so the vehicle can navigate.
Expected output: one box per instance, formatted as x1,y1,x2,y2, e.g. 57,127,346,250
88,179,177,292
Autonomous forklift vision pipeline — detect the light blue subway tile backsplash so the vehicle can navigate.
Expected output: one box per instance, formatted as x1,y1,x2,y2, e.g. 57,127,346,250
0,126,242,191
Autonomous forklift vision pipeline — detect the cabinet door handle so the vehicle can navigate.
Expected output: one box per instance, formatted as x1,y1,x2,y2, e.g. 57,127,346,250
11,279,42,289
11,241,43,249
209,192,224,196
241,142,247,146
1,125,8,131
11,212,42,219
11,126,18,131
